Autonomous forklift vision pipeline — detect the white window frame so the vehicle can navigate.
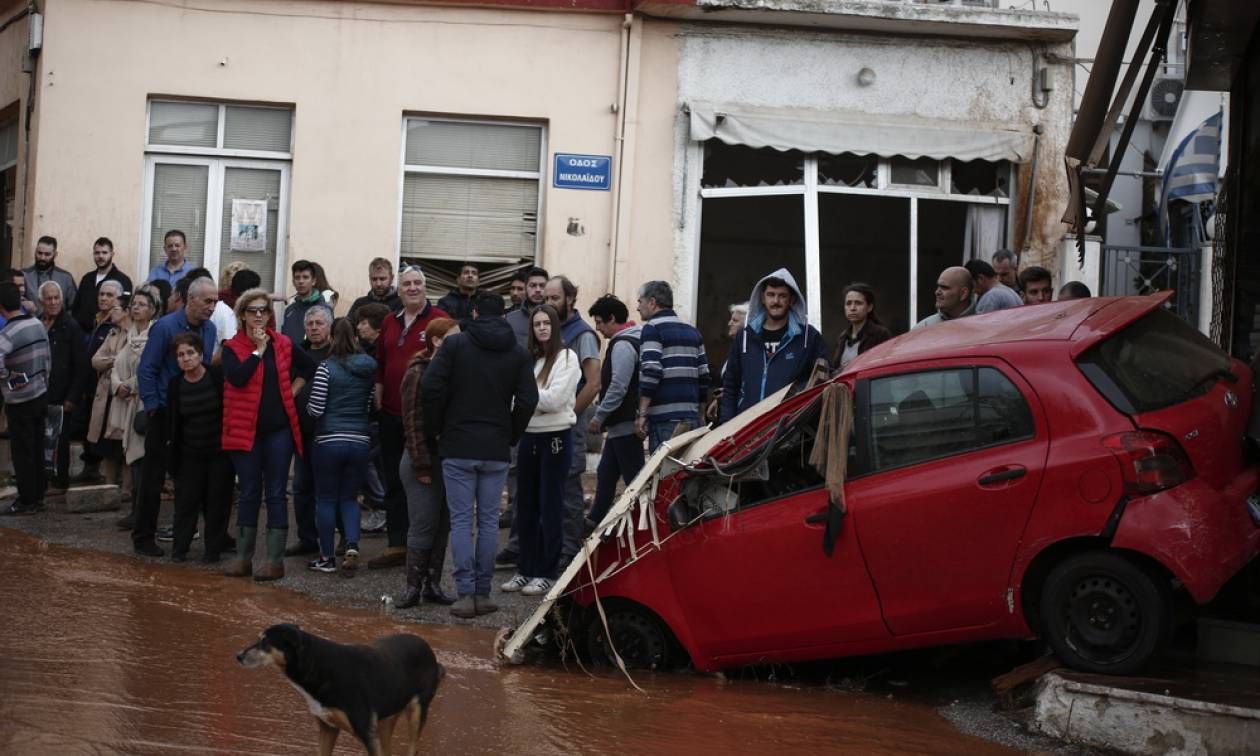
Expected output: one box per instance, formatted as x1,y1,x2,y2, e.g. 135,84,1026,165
395,115,547,267
139,154,291,289
145,100,294,160
698,155,1011,330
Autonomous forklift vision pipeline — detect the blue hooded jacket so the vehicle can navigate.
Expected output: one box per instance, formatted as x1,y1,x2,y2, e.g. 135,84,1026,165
719,268,826,423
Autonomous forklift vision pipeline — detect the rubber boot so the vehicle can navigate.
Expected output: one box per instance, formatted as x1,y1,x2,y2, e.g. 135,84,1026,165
254,527,287,582
394,548,426,609
223,525,257,577
422,531,455,605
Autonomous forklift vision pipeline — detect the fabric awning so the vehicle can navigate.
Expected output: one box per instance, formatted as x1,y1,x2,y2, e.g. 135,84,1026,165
688,103,1035,163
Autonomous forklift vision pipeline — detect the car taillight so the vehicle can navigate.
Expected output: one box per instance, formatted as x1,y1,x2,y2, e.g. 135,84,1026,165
1102,431,1193,496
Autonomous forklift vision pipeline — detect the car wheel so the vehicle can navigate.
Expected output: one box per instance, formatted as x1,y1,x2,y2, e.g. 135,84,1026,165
586,608,672,671
1039,551,1171,676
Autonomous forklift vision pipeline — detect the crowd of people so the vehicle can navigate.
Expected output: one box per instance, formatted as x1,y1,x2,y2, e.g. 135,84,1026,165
0,231,1086,617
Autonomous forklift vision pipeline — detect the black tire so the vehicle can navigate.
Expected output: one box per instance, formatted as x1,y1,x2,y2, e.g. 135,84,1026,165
586,608,672,671
1039,551,1171,675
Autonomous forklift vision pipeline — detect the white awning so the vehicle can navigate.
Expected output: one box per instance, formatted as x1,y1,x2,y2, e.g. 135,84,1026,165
688,103,1035,163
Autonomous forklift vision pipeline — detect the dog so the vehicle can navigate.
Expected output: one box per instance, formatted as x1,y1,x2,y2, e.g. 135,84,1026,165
237,623,444,756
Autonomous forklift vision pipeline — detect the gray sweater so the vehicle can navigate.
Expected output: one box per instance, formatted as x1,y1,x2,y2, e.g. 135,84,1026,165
0,315,51,403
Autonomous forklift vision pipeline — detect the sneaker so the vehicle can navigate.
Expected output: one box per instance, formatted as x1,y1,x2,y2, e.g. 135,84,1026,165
521,577,554,596
500,573,529,592
1,500,39,516
361,509,387,533
341,547,359,572
134,542,165,557
495,549,518,569
156,526,174,542
308,557,336,573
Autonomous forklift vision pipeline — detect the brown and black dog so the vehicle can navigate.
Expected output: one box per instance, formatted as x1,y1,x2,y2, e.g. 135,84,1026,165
237,623,444,756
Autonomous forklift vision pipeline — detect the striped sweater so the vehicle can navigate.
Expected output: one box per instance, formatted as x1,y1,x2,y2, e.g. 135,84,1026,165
0,315,50,403
638,309,709,421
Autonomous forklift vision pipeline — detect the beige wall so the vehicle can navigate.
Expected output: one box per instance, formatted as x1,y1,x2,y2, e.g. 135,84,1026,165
27,0,629,310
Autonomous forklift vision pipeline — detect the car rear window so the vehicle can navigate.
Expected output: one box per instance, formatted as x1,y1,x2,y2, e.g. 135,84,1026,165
1077,307,1232,414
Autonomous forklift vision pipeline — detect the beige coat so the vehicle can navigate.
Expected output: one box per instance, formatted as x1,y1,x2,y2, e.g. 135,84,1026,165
100,321,152,464
87,324,124,444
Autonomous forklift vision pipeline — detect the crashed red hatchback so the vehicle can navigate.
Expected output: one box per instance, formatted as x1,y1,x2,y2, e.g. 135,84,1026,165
504,294,1260,676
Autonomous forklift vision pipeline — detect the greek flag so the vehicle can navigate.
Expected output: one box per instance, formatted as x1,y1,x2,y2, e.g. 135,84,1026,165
1159,110,1222,244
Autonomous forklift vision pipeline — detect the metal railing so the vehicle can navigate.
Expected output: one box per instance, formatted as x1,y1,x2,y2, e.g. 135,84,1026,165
1101,244,1201,325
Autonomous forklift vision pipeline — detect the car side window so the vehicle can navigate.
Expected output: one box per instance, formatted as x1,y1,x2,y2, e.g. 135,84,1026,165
868,366,1033,472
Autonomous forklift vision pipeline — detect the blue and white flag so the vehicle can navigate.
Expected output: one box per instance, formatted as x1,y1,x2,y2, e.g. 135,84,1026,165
1159,110,1222,244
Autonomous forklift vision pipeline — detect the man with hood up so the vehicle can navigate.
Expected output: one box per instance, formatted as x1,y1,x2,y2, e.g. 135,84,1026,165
422,292,538,619
719,269,826,424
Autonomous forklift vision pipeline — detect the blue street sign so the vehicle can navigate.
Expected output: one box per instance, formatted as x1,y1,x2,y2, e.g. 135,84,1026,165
553,153,612,191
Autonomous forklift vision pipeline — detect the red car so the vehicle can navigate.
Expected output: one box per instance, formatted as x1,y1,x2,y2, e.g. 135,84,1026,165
504,294,1260,676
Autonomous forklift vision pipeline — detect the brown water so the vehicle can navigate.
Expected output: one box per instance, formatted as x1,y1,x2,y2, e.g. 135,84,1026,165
0,528,1014,755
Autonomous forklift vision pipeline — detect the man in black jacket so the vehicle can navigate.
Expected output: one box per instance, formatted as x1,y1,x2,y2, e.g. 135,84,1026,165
72,238,133,332
422,292,537,619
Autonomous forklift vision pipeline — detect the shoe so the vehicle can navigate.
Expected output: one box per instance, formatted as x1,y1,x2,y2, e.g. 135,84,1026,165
134,542,165,557
340,547,359,572
450,595,477,619
395,548,426,608
495,549,518,568
474,594,498,616
156,526,174,542
521,577,554,597
284,541,319,557
500,573,529,592
1,501,39,516
367,546,406,569
361,509,387,533
308,557,336,573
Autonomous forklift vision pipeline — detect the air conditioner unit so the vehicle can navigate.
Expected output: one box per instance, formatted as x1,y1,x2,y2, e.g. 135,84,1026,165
1146,76,1184,121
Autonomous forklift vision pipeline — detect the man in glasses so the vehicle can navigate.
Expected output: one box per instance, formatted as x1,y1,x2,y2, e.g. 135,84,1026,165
370,265,449,569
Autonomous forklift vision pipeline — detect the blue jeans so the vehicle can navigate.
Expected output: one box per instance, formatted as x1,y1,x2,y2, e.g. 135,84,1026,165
231,428,294,529
590,433,645,526
517,430,573,580
648,416,698,453
442,458,510,596
313,439,369,559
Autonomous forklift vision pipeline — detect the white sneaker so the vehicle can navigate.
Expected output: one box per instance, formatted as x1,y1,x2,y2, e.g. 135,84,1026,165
521,577,554,596
500,573,529,592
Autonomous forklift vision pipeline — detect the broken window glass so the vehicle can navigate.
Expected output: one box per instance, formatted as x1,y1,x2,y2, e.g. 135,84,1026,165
890,157,939,187
818,153,877,188
701,140,805,188
950,159,1010,197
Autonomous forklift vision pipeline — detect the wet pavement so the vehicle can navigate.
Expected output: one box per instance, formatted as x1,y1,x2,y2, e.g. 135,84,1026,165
0,527,1034,755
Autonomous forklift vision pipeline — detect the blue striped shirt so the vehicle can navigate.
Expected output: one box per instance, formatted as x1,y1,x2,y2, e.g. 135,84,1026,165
639,309,709,421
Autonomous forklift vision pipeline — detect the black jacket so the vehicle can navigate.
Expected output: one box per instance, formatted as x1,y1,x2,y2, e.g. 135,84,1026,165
435,290,481,322
166,366,225,474
347,291,401,323
73,266,133,333
44,312,87,405
421,316,538,462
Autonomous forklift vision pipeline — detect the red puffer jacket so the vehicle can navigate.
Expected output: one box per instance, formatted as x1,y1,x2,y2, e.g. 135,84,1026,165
221,329,305,457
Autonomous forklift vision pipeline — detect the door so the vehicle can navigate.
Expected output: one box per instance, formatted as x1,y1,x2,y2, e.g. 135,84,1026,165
848,361,1049,635
664,398,887,660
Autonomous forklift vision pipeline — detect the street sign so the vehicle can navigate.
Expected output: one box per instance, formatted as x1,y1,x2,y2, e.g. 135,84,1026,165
553,153,612,191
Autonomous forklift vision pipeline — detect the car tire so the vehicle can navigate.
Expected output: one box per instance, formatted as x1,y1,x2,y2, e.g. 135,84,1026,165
586,608,672,671
1039,551,1171,676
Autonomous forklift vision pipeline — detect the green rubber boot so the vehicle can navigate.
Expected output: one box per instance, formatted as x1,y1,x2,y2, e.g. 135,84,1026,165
255,528,287,582
224,526,257,578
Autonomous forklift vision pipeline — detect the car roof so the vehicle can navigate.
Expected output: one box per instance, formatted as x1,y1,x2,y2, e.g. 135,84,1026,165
842,294,1168,373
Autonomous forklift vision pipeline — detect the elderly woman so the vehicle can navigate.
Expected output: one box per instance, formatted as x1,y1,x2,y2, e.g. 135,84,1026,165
221,287,313,581
85,282,129,482
99,288,159,529
39,281,87,493
71,279,126,486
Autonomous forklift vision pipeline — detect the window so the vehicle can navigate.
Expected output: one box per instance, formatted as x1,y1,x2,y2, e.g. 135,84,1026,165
399,118,543,270
0,119,18,171
868,367,1033,471
142,100,292,292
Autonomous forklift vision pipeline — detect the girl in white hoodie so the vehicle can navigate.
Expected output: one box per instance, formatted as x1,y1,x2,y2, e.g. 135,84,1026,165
501,304,580,596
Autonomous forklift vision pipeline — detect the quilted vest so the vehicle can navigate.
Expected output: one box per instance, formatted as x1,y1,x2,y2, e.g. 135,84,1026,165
221,329,305,457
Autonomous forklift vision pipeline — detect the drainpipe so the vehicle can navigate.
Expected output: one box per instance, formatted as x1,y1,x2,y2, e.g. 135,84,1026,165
1018,124,1042,269
606,8,635,296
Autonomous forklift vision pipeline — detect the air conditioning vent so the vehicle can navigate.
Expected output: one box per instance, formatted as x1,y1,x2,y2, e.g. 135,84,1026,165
1147,76,1184,121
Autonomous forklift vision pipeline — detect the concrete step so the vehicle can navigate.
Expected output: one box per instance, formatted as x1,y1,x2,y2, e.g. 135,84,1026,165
46,484,121,514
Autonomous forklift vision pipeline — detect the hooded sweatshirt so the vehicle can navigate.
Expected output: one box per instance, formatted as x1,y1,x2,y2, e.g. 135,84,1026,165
421,316,538,461
720,268,826,423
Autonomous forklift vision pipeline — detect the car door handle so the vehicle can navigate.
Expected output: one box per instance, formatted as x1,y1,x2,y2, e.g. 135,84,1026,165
978,466,1027,486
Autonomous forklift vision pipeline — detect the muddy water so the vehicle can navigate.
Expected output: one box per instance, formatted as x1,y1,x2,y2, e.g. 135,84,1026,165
0,529,1013,755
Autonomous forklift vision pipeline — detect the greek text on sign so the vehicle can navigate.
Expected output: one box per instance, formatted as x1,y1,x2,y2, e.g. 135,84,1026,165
553,153,612,191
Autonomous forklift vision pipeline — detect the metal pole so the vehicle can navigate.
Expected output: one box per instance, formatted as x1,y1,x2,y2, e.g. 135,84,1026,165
1065,0,1139,162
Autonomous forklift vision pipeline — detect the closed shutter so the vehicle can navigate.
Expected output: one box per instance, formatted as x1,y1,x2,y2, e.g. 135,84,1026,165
148,102,218,149
148,163,210,276
224,106,292,153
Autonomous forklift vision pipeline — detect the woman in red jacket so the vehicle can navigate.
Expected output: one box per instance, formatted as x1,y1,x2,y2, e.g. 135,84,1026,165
221,288,314,581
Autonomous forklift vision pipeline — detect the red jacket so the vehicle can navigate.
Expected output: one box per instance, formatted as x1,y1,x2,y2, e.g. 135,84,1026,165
221,329,305,457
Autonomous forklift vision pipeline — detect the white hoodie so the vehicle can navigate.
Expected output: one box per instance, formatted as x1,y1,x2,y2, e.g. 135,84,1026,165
527,348,580,433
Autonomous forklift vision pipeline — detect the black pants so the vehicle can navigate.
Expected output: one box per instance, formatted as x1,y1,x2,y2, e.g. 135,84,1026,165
379,412,409,548
173,450,233,558
133,408,168,548
6,396,48,509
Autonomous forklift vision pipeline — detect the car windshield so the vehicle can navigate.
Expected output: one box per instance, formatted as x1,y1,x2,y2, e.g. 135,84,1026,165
1078,307,1233,414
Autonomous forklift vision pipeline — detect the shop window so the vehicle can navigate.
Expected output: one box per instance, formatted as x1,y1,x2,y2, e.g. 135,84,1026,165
702,141,804,188
399,118,542,279
143,100,292,291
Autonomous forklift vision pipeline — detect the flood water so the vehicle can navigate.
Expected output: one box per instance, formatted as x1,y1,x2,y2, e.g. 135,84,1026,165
0,528,1015,755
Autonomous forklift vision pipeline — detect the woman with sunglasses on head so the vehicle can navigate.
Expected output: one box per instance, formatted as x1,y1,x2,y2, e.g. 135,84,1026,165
99,288,159,528
221,288,314,581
